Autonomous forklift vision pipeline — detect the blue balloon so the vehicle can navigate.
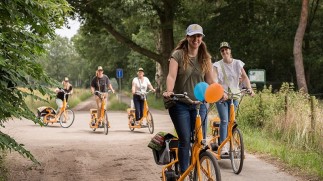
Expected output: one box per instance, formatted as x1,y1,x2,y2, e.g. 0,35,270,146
194,82,209,101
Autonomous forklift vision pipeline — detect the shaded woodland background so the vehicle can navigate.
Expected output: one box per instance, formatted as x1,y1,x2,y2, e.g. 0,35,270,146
40,0,323,96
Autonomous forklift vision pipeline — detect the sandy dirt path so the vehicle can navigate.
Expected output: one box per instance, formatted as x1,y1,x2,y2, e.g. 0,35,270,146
3,95,304,181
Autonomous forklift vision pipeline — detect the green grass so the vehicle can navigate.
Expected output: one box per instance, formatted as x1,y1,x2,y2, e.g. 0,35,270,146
108,93,129,111
146,95,165,110
24,88,92,111
243,128,323,180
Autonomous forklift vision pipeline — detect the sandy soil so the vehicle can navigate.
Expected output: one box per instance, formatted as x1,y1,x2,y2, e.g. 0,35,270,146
3,95,306,181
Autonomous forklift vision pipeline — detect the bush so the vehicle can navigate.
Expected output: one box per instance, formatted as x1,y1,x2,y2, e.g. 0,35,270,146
238,83,323,153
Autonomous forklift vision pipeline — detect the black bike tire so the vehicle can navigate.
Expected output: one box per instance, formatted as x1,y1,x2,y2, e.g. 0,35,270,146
147,111,154,134
59,109,75,128
230,128,244,174
104,111,109,135
193,150,222,181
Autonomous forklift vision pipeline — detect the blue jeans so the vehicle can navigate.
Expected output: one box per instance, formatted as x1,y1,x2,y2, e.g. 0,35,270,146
133,94,144,121
216,99,238,144
168,102,207,173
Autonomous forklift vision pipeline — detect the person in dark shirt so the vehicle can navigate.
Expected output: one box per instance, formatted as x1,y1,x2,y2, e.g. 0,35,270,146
90,66,115,117
55,77,73,113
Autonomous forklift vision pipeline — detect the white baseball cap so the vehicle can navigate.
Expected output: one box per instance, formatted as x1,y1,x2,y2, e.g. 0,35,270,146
186,24,205,37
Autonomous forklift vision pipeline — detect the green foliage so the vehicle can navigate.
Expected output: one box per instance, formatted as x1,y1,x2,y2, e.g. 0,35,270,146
239,82,323,153
66,0,323,93
238,83,323,178
73,30,131,87
24,88,92,111
147,94,165,110
0,0,71,163
0,132,39,164
108,94,129,111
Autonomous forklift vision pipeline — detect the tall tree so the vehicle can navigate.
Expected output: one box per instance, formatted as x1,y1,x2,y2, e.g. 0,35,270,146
293,0,309,93
0,0,71,162
68,0,180,92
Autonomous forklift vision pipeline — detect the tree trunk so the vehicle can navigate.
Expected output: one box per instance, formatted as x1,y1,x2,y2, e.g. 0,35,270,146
293,0,309,93
154,0,176,94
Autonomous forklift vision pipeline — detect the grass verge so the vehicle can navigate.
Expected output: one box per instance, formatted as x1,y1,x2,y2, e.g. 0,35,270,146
243,127,323,180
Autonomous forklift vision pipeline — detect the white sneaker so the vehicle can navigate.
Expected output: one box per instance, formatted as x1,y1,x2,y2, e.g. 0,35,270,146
220,142,229,155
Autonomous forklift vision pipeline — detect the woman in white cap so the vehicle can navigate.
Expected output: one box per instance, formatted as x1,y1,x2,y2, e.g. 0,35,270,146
131,67,155,124
55,77,73,113
213,41,255,155
163,24,215,174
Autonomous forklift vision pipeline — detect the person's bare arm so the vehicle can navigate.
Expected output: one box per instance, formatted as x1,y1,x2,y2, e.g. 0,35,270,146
163,58,178,97
108,84,115,93
131,80,136,94
148,84,155,92
205,61,216,85
91,86,95,94
241,68,255,96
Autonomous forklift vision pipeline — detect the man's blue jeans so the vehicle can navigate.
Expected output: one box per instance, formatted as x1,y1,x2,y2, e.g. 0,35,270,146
168,102,207,173
216,99,238,144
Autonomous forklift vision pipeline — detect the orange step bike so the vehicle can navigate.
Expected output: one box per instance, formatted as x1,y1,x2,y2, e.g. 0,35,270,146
155,93,222,181
37,88,75,128
127,90,154,134
89,90,112,135
208,88,251,174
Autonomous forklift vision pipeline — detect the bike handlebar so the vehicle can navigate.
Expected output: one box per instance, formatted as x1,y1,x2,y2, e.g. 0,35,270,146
170,92,202,105
94,90,113,96
135,89,154,96
223,88,252,100
58,88,72,95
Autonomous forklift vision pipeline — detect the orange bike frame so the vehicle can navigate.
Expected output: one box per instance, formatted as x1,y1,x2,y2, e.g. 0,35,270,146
162,105,207,181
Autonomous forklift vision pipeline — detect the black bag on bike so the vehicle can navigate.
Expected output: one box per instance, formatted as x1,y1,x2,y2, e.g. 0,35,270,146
36,106,56,117
163,96,176,109
148,132,177,165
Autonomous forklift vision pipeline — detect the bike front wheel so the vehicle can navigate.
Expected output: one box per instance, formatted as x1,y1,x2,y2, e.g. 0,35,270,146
146,111,154,134
194,150,221,181
230,128,244,174
59,109,75,128
103,111,109,135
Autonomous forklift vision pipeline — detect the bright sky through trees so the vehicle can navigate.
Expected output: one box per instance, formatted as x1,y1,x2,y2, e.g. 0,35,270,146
55,18,80,39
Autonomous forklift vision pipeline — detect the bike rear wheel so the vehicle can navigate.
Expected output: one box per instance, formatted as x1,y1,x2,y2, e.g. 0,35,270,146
194,150,221,181
230,128,244,174
59,109,75,128
40,116,50,126
128,115,135,131
104,111,109,135
147,111,154,134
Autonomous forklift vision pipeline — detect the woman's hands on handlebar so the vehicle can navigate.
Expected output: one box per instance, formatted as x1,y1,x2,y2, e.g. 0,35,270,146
93,90,113,98
56,88,71,95
162,91,174,98
222,88,255,101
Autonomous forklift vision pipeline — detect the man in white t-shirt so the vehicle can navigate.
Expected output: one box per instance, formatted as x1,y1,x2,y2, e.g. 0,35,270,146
131,68,155,123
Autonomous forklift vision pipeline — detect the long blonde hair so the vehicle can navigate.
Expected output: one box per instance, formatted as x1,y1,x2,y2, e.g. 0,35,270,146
173,39,211,74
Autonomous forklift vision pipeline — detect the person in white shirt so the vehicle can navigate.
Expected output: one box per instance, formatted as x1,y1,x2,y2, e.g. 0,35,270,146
131,68,155,123
213,41,255,155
